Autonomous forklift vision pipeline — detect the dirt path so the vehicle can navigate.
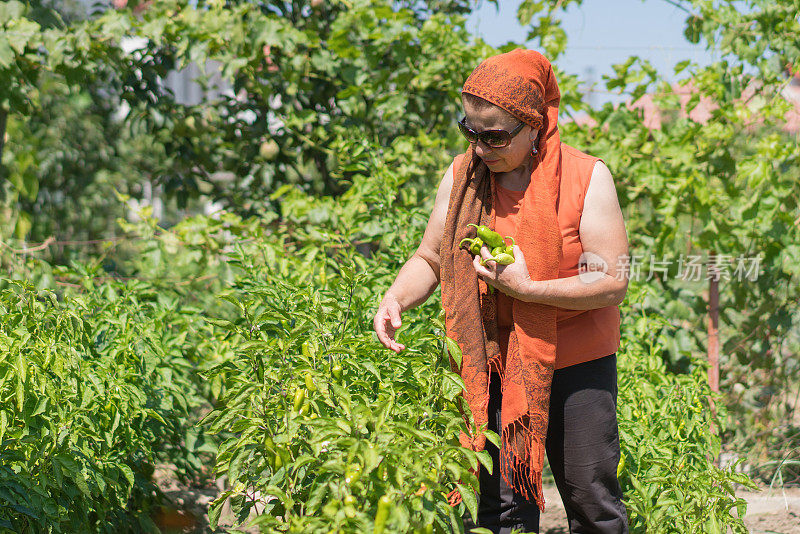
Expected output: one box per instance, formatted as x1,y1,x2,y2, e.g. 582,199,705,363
150,466,800,533
737,488,800,534
538,485,800,534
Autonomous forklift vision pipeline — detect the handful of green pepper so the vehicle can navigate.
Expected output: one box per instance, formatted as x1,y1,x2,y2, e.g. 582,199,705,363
459,223,516,266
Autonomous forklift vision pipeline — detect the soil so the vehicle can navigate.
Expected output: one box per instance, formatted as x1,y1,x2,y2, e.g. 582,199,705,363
150,465,800,533
538,485,800,534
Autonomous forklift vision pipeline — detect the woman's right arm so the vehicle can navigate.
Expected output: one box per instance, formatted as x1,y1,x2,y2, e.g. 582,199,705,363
373,160,456,352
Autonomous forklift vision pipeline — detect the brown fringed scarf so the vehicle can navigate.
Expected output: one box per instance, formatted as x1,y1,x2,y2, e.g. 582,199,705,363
440,49,562,512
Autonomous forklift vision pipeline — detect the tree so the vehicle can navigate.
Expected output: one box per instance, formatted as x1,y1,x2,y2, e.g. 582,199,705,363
2,0,496,246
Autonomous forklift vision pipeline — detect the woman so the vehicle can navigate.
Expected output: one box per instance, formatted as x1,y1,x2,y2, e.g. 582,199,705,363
373,49,630,534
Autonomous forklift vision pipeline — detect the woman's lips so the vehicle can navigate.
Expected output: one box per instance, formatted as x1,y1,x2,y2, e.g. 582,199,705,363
484,159,500,164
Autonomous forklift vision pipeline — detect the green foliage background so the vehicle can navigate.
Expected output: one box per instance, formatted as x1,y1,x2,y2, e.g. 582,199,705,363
1,0,798,532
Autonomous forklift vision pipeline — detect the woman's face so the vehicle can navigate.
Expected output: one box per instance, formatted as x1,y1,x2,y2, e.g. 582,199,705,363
461,97,539,173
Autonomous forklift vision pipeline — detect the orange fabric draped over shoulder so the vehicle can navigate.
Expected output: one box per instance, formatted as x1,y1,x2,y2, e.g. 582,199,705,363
491,144,622,368
440,48,562,512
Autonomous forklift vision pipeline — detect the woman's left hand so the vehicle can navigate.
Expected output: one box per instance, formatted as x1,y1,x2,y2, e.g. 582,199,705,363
472,244,532,299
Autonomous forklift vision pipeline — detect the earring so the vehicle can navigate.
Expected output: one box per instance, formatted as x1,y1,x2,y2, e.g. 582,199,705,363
530,139,539,156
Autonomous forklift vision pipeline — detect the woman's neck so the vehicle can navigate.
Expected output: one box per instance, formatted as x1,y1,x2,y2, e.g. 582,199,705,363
495,153,538,191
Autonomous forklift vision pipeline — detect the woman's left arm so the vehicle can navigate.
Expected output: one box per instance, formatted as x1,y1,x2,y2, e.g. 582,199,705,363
474,161,629,309
519,160,629,309
520,161,628,310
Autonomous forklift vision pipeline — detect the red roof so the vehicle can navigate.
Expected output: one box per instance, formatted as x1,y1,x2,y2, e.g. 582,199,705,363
564,77,800,133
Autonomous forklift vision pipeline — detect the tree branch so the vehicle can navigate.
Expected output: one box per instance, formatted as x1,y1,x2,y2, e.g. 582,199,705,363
660,0,693,16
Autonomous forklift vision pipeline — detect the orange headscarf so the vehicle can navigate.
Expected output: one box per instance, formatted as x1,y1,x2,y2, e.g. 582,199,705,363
440,48,562,512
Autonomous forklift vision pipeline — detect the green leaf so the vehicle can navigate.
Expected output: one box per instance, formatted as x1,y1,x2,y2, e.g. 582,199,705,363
516,0,543,26
6,19,39,54
208,490,233,529
684,15,703,44
0,1,27,22
441,372,465,401
456,482,478,525
445,336,462,369
15,352,25,411
119,464,134,488
476,450,493,475
674,59,691,74
270,184,295,201
706,510,721,534
483,429,500,449
0,411,7,443
0,39,14,68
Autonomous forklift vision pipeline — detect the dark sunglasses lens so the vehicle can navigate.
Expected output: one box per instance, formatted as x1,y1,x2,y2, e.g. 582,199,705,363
483,131,509,148
457,121,477,143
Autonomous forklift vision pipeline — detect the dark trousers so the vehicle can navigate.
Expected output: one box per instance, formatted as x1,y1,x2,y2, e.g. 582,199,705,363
461,354,629,534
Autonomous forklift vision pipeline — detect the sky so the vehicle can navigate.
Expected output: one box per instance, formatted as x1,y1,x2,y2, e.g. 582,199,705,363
465,0,719,106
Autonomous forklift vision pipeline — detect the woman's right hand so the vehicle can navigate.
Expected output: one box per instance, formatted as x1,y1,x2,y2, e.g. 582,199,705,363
373,292,406,353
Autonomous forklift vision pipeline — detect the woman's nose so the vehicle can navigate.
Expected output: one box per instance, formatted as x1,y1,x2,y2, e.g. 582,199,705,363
475,140,493,157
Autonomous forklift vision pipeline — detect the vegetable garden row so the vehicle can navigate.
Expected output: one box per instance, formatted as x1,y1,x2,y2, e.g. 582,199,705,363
1,198,755,532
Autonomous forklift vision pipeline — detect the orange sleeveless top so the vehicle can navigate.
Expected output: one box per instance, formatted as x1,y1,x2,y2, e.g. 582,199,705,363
453,143,621,369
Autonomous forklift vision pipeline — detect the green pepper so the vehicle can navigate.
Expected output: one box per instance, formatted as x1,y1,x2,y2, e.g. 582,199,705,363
374,494,392,534
480,252,515,266
491,245,505,257
332,363,343,382
343,494,357,518
494,253,515,265
459,237,483,256
292,388,306,412
377,462,389,481
467,223,504,248
305,374,317,393
345,463,363,485
273,448,285,469
503,236,516,256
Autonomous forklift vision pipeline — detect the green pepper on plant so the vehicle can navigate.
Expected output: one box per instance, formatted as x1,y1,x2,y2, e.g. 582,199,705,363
373,494,392,534
292,388,306,412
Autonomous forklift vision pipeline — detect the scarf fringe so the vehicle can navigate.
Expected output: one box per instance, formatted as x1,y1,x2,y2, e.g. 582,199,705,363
483,355,547,512
499,418,546,512
446,488,463,507
492,352,546,512
447,413,546,512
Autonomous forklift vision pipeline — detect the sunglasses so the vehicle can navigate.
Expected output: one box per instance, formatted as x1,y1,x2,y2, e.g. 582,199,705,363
457,116,526,148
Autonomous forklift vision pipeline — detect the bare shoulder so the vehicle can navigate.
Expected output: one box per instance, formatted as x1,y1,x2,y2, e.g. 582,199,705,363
429,160,455,236
415,160,456,275
580,159,628,260
437,159,456,203
585,160,620,208
591,159,613,180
